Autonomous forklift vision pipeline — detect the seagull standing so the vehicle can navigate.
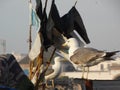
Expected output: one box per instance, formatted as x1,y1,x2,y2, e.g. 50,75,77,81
45,56,65,87
62,38,120,78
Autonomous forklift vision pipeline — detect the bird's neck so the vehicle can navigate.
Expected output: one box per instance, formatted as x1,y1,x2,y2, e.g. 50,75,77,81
69,46,79,57
53,61,61,70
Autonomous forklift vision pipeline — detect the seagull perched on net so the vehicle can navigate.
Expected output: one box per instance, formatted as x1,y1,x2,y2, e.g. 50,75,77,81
45,56,65,87
62,38,120,79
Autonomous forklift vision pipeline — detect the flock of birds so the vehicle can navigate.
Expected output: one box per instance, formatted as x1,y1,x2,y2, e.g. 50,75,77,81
45,37,120,82
31,0,120,87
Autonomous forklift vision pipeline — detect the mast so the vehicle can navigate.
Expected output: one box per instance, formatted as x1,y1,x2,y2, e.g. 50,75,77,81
29,0,33,79
29,25,32,51
29,0,32,51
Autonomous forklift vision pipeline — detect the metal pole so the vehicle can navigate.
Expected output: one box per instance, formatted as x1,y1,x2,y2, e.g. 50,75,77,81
29,0,33,79
29,25,32,51
29,0,32,51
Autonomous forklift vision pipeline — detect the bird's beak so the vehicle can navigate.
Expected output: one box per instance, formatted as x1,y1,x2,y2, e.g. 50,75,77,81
62,42,68,47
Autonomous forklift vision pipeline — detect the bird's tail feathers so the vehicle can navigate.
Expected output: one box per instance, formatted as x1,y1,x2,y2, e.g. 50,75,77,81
105,51,120,57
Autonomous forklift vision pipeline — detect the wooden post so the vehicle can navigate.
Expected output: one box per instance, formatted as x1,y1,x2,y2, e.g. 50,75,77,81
85,79,93,90
34,48,56,90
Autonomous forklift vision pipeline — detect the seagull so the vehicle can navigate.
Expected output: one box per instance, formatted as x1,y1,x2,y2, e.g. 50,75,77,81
45,56,65,87
62,38,120,78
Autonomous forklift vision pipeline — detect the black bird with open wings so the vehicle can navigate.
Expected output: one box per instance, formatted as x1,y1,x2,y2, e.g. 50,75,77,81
50,0,90,44
35,0,90,50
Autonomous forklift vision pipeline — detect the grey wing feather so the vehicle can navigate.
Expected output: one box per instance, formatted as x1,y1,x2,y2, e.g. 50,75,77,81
70,47,105,64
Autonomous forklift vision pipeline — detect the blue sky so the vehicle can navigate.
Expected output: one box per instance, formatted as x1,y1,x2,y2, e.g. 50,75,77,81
0,0,120,54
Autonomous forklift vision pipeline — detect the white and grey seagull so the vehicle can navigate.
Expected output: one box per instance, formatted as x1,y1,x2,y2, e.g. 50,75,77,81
45,56,65,87
62,38,120,78
31,55,65,87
